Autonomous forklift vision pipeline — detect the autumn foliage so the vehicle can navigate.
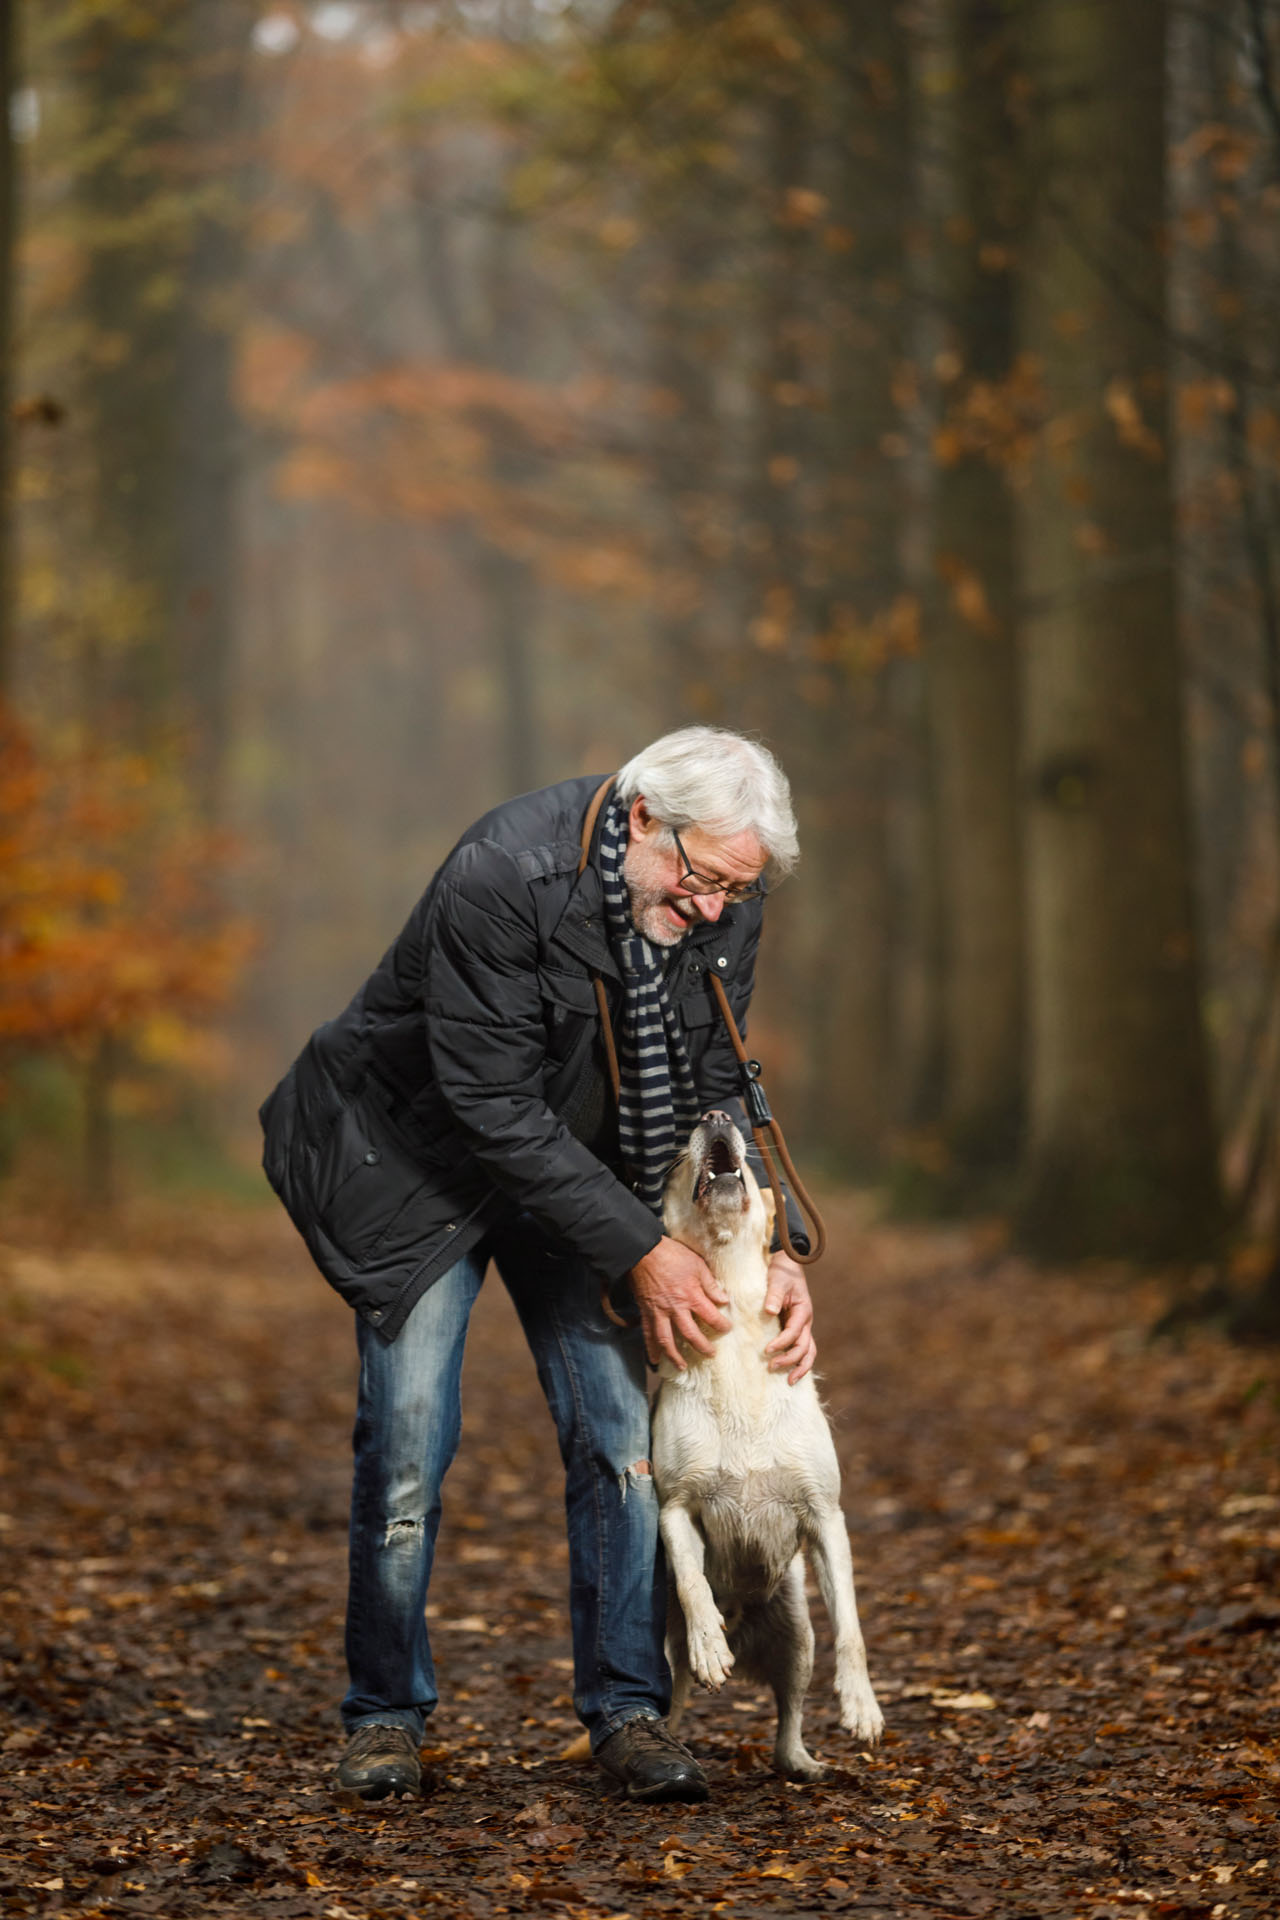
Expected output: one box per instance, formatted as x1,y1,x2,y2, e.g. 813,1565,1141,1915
0,708,252,1092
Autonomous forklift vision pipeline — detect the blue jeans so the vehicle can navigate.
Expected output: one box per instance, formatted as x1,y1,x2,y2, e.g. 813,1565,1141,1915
341,1213,669,1748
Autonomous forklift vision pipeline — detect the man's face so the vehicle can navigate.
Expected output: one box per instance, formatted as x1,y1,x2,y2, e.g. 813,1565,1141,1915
622,797,766,947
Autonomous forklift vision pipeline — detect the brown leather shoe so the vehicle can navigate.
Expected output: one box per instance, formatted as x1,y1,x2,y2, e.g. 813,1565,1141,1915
595,1716,709,1802
332,1723,423,1805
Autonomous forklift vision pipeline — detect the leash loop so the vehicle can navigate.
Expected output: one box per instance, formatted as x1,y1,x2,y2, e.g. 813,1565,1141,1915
741,1059,772,1129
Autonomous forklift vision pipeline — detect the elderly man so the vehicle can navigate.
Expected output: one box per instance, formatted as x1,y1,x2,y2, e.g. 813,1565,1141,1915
260,726,813,1805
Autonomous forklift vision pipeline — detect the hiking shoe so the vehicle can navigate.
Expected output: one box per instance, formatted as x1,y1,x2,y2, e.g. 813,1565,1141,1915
332,1722,423,1805
595,1716,709,1803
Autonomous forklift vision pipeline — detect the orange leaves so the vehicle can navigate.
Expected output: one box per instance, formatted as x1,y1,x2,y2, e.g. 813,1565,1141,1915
1177,376,1238,432
243,326,598,538
1104,377,1164,461
242,327,671,601
1174,120,1260,184
0,712,253,1072
753,592,922,673
294,361,575,449
779,186,827,229
596,214,639,251
936,554,997,635
243,332,584,474
237,323,318,419
932,354,1044,469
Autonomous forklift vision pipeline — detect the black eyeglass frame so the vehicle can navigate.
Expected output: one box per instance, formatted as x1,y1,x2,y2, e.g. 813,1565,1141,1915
670,826,769,905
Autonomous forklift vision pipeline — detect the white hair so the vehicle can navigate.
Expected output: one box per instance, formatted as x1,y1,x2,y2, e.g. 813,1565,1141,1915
615,726,799,877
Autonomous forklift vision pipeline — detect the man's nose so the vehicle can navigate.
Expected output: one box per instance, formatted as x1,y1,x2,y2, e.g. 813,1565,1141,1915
689,888,725,922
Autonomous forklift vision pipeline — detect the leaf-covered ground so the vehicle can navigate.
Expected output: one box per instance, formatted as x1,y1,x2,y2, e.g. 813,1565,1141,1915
2,1197,1278,1919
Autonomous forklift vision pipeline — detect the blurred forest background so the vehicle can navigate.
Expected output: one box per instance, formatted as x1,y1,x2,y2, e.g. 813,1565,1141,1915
3,0,1280,1293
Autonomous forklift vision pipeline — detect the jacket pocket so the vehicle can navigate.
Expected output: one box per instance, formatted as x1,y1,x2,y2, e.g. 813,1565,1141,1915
538,965,599,1062
679,983,721,1028
313,1092,431,1267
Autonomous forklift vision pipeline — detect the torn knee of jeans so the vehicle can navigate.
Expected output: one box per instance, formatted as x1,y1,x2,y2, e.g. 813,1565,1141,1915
618,1458,654,1503
382,1515,425,1547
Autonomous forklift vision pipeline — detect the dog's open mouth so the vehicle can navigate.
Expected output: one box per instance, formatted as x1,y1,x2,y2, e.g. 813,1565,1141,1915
692,1133,746,1206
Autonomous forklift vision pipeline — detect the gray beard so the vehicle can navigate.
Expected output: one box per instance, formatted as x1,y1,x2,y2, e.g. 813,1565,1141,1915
624,875,688,948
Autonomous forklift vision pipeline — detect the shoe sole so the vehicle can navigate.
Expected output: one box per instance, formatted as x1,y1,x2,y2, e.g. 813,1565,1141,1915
331,1779,423,1809
622,1777,710,1804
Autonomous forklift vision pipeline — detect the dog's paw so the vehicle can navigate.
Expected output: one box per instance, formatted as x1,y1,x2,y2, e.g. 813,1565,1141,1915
838,1683,884,1745
686,1613,735,1691
774,1745,826,1783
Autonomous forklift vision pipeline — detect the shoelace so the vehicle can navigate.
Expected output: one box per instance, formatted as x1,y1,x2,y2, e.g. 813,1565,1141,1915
625,1717,690,1756
346,1722,414,1758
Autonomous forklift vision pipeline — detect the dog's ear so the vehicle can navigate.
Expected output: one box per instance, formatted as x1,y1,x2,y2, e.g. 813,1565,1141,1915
662,1149,691,1234
760,1183,776,1254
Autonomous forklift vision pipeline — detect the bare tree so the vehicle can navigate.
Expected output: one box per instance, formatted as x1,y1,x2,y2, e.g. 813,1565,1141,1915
0,0,17,695
925,0,1025,1177
1017,0,1223,1259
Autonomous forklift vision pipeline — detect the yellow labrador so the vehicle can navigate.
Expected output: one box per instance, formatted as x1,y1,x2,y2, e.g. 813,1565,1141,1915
651,1111,883,1779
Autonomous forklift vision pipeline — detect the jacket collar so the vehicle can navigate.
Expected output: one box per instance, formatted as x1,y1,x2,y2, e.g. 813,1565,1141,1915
683,911,737,951
550,862,618,979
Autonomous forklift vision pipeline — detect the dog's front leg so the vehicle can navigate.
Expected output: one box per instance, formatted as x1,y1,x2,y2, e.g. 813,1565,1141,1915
659,1502,734,1691
807,1507,884,1744
665,1587,694,1735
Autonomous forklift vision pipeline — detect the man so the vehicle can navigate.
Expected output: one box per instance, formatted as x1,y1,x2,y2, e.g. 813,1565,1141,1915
260,726,815,1805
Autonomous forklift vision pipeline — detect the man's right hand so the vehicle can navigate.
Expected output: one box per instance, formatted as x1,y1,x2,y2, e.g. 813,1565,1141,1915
628,1237,730,1370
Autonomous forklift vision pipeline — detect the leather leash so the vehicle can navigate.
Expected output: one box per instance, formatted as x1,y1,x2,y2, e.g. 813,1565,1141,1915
577,777,827,1279
702,968,826,1264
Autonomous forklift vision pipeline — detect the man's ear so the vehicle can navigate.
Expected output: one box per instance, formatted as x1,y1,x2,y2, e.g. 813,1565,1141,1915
629,795,656,840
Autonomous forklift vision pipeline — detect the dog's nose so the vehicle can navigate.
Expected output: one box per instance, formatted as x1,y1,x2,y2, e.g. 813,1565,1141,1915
701,1109,732,1126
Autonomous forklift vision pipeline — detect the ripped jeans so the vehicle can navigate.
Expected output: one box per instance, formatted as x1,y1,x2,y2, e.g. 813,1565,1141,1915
341,1213,669,1747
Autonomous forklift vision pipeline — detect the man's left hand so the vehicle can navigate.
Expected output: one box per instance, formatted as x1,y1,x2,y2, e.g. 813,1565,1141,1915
763,1252,816,1383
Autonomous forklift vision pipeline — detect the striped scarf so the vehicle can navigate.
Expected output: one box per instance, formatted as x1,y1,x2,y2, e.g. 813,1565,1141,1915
598,794,702,1216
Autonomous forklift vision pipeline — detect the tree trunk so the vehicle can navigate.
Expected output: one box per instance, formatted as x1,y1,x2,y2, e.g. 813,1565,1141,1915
926,0,1025,1174
801,5,913,1168
175,0,254,823
84,1031,119,1209
76,2,185,746
1017,0,1223,1259
0,0,16,698
648,223,731,708
408,138,542,797
733,86,823,1137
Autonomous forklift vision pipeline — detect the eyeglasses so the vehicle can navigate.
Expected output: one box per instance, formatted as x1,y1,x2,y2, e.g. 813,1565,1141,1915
671,827,768,904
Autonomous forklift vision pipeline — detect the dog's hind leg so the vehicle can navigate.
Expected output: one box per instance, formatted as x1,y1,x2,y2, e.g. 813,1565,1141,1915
659,1502,734,1691
758,1555,824,1781
806,1507,884,1745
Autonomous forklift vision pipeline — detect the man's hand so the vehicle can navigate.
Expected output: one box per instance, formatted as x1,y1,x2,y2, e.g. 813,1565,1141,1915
764,1252,816,1384
629,1237,731,1370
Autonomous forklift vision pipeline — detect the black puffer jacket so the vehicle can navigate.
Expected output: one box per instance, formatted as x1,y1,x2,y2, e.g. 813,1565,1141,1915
260,774,793,1341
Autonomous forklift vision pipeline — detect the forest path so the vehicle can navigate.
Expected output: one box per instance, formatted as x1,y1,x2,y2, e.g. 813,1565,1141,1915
1,1198,1278,1919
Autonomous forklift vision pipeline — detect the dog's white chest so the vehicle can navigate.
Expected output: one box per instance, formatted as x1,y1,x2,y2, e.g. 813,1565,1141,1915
653,1322,839,1502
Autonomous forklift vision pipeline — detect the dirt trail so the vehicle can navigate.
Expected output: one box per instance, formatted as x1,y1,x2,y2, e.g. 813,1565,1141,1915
2,1199,1278,1918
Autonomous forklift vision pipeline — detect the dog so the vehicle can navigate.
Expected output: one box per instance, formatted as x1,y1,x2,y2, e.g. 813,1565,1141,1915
651,1110,883,1780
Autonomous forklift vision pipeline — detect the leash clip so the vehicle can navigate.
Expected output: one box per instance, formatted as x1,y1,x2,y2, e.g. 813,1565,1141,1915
741,1057,773,1128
